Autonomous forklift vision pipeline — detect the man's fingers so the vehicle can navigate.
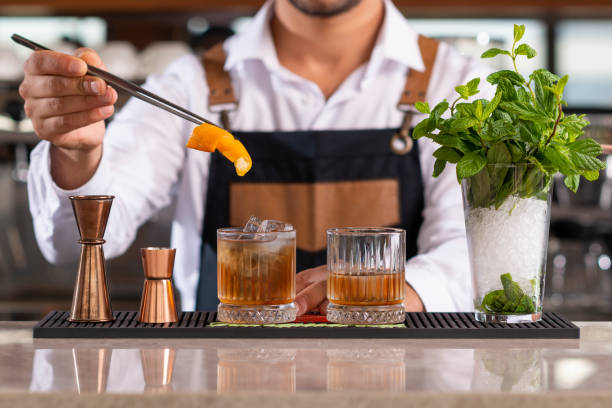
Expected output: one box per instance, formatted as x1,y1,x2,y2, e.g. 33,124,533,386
295,265,327,293
20,74,107,98
24,50,87,77
295,280,326,316
403,282,425,312
26,88,117,119
75,47,105,69
36,106,114,139
318,299,329,316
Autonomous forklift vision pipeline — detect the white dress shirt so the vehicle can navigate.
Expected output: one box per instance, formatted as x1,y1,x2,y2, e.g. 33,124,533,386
27,0,493,311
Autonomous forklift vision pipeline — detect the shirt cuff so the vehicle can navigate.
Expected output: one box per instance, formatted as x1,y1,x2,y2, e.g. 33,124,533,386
405,257,457,312
42,142,113,198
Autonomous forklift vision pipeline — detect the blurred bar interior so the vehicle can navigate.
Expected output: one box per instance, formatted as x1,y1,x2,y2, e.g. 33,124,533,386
0,0,611,320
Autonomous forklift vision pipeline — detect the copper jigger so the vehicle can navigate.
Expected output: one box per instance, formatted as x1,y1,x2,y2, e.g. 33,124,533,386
140,348,176,393
138,247,178,323
69,195,114,322
72,348,111,394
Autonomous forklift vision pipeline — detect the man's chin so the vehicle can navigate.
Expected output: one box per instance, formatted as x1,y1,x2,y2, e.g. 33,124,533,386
288,0,361,17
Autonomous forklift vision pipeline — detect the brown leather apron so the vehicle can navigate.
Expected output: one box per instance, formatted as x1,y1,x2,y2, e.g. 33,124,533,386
196,36,439,310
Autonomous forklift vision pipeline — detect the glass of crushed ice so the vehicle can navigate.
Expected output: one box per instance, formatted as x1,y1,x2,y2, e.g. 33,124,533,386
216,216,296,324
462,164,552,323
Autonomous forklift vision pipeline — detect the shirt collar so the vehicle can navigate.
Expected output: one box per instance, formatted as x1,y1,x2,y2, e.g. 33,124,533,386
224,0,425,75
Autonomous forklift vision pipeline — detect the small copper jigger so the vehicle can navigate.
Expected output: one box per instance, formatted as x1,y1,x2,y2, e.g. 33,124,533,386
69,195,114,322
138,247,178,323
140,348,176,393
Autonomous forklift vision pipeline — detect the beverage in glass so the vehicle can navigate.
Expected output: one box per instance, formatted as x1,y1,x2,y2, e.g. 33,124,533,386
326,227,406,324
217,227,296,323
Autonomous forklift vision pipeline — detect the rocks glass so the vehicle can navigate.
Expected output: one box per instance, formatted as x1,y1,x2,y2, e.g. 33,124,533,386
217,227,297,324
326,227,406,324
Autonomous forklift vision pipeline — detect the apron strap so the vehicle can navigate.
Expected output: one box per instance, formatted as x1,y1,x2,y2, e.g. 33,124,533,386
201,35,439,130
202,42,237,128
397,35,440,108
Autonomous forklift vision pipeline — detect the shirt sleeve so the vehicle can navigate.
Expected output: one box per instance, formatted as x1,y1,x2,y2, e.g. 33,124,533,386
27,53,203,264
405,44,495,312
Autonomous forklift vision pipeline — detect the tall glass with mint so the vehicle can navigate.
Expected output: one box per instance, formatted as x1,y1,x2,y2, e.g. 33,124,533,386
413,25,606,323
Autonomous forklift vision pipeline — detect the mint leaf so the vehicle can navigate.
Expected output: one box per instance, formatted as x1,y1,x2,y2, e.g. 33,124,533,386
482,120,514,142
531,69,556,112
433,133,472,153
455,102,476,118
448,117,479,132
434,146,462,163
481,48,511,59
455,85,470,100
467,78,480,95
555,75,569,96
583,170,600,181
483,91,503,119
487,142,512,164
568,138,603,156
457,151,487,181
433,158,447,177
515,43,537,58
487,70,525,87
501,273,524,302
412,118,434,139
516,122,540,144
564,174,580,192
431,100,450,122
561,114,589,139
514,24,526,43
529,69,560,86
544,144,575,174
415,101,430,114
508,142,524,162
500,101,552,123
475,100,484,121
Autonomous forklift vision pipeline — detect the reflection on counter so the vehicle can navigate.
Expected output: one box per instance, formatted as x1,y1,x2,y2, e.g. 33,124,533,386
217,348,296,392
140,348,175,393
326,349,405,392
472,349,545,392
15,338,603,394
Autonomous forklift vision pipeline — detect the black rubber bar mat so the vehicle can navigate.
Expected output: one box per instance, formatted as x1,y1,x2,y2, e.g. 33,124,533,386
33,311,579,339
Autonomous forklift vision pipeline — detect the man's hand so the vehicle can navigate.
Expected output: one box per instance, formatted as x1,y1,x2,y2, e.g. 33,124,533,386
295,265,328,315
19,48,117,189
404,282,425,312
295,265,425,315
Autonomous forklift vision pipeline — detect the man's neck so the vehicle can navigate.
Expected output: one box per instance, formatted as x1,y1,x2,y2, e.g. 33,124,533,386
271,0,385,99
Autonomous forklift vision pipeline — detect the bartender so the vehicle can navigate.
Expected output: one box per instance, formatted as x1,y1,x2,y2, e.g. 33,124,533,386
21,0,491,313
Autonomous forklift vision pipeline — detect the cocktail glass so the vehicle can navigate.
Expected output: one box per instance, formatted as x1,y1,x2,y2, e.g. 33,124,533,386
217,227,296,324
326,227,406,324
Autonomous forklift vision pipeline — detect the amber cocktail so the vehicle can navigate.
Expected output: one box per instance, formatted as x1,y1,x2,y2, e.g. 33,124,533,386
217,227,296,323
326,227,406,324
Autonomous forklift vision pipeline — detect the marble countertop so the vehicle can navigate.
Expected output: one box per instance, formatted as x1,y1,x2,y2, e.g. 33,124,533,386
2,321,612,407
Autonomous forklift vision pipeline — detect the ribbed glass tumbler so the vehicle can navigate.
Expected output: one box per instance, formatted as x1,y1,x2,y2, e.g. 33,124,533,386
326,227,406,324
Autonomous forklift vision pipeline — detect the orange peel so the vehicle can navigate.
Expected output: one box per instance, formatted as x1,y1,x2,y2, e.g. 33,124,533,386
186,123,252,176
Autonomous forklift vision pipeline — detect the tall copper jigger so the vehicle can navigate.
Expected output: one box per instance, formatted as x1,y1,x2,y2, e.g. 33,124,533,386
69,195,114,322
138,248,178,323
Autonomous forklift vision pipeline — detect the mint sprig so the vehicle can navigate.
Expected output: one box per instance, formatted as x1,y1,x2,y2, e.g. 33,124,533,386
480,273,536,314
413,24,606,207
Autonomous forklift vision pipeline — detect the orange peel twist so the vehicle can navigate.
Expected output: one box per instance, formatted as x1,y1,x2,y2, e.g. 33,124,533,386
186,123,252,176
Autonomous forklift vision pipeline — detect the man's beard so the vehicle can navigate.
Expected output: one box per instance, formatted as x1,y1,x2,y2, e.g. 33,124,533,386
288,0,361,17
